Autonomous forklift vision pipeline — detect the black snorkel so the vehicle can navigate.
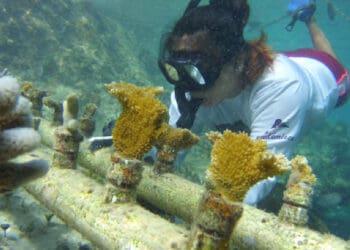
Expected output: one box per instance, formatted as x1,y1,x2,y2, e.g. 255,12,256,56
174,87,203,129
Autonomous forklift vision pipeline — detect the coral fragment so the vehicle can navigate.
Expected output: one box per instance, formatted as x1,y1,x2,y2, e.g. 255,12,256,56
106,82,199,160
207,131,290,202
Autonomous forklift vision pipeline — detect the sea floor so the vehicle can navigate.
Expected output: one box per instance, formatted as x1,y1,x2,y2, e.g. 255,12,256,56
0,188,95,250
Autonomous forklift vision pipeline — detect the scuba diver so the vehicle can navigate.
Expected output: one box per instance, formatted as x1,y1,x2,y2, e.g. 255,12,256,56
158,0,349,205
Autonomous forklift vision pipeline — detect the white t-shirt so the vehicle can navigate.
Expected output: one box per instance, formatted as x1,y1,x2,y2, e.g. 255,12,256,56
169,53,339,204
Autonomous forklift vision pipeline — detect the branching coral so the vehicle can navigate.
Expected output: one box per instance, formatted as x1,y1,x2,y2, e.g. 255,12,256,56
106,82,199,160
278,155,317,225
283,155,317,207
104,82,199,201
206,130,290,202
0,76,49,191
287,156,317,189
21,81,47,116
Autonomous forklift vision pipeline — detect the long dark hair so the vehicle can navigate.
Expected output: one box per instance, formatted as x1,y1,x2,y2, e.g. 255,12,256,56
166,0,274,84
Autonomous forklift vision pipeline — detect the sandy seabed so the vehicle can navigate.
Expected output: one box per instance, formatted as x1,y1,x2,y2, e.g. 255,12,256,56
0,188,95,250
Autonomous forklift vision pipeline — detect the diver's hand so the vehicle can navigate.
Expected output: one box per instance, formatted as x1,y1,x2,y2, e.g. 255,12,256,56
287,0,316,23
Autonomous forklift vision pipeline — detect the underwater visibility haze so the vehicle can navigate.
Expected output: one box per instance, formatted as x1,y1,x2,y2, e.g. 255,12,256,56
0,0,350,249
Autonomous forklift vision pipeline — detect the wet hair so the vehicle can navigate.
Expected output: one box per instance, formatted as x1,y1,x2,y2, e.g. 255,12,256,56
242,34,274,84
165,0,274,84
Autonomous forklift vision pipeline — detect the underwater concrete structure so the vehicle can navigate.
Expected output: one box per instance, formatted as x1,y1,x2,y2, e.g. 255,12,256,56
24,122,350,249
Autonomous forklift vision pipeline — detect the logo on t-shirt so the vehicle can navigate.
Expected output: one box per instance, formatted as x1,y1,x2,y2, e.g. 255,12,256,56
271,119,289,129
256,119,294,141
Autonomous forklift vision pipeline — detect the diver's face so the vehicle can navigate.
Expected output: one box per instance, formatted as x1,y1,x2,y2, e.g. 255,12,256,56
191,61,244,106
169,33,244,106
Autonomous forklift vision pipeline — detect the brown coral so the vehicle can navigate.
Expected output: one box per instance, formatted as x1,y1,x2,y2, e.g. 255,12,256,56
284,155,317,207
288,156,317,187
278,156,317,225
155,123,199,152
207,130,290,202
106,82,199,160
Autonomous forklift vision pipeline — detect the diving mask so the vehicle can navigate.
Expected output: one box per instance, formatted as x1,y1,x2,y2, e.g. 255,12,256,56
159,49,222,91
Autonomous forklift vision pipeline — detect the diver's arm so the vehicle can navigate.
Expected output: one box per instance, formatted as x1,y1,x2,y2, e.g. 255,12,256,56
306,17,337,59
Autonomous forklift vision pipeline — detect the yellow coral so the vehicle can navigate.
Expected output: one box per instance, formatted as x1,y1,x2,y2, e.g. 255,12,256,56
106,82,199,160
155,123,199,152
207,130,290,202
106,82,167,159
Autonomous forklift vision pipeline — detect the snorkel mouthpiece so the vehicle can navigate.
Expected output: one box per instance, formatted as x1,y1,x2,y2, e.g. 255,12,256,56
175,87,203,128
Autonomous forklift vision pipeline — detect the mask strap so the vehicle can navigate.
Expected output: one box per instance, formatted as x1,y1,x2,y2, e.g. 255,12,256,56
184,0,202,15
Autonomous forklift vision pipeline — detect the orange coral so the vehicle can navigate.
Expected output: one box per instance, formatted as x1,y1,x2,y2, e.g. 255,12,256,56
288,155,317,187
106,82,199,160
207,130,290,202
278,156,316,225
